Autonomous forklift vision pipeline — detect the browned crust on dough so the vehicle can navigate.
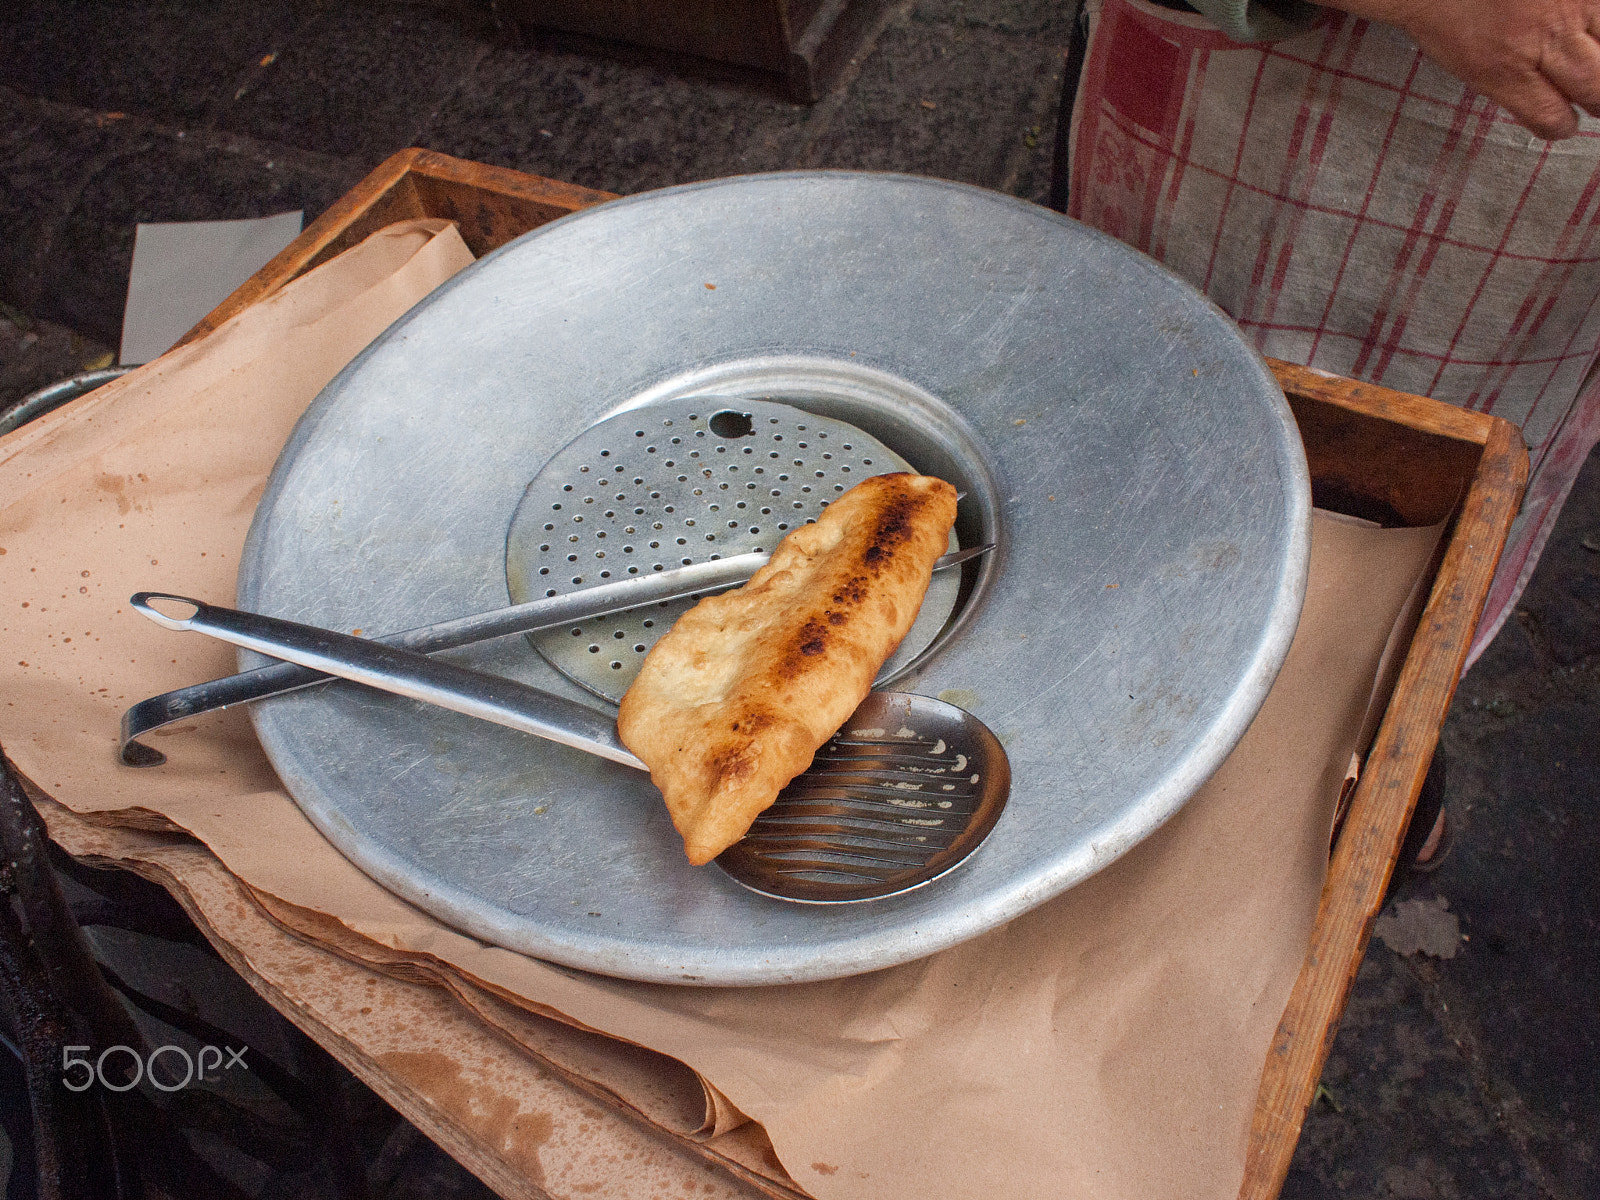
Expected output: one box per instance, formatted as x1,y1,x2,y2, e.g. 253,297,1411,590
616,473,958,864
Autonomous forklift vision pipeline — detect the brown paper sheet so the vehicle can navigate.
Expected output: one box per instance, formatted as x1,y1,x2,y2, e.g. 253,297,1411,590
32,802,777,1200
0,219,1443,1200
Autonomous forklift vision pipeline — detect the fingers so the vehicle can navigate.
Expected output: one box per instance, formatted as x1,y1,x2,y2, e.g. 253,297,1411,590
1367,0,1600,139
1505,76,1582,141
1415,38,1582,140
1538,6,1600,123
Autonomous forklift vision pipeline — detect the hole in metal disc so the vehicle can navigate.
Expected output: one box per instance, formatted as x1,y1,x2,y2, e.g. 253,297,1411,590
709,409,756,438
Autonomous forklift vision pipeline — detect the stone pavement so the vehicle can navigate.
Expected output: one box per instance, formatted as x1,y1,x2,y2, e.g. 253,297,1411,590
1,2,1595,1197
0,0,1068,356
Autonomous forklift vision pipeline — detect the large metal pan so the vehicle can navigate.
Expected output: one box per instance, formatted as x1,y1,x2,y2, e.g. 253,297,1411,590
238,172,1310,985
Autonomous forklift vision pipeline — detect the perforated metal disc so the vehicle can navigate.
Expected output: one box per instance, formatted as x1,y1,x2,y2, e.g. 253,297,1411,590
504,398,960,704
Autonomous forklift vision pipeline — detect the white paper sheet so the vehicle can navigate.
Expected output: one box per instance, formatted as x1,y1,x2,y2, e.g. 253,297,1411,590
119,211,303,365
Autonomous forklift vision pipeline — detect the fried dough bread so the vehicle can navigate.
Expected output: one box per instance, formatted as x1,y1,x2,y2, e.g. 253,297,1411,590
617,472,959,864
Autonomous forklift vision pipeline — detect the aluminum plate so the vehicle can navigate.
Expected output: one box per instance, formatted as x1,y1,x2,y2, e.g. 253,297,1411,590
238,172,1310,986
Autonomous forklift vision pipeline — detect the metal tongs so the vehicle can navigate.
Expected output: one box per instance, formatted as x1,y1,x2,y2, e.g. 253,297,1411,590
120,545,990,765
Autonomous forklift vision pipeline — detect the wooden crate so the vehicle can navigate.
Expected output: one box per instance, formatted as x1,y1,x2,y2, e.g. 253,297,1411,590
184,149,1527,1199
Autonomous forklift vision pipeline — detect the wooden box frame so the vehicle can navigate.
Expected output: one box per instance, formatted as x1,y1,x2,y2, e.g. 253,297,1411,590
179,149,1527,1199
496,0,891,103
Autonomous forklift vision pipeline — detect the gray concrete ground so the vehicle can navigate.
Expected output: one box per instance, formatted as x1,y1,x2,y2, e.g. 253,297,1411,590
2,2,1596,1197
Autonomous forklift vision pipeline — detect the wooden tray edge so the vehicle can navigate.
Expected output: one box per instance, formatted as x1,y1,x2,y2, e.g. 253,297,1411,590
1238,414,1527,1198
1266,358,1498,446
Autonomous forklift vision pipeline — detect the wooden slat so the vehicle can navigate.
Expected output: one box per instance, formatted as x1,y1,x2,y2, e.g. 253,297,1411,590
1269,360,1493,528
1238,416,1526,1200
1266,359,1497,445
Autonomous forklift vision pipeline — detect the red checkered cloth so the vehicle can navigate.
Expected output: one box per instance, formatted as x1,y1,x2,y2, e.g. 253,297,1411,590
1067,0,1600,663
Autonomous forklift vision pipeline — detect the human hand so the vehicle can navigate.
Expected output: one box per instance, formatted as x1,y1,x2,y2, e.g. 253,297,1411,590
1328,0,1600,139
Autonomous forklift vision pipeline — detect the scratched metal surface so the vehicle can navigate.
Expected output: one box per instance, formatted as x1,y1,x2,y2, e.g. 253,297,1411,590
237,173,1310,985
